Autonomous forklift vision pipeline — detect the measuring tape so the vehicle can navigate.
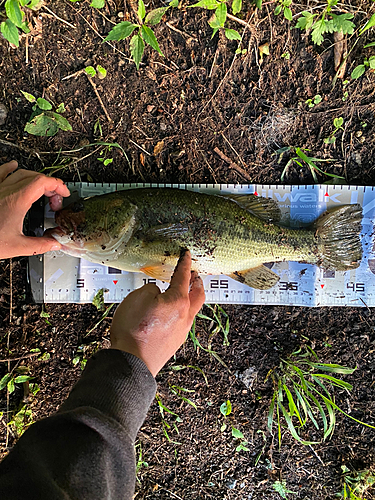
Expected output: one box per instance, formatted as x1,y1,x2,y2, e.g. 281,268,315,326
28,182,375,306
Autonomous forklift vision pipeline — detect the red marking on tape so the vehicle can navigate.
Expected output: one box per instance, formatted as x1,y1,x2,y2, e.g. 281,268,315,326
113,280,118,285
254,191,258,196
321,284,325,289
324,193,329,197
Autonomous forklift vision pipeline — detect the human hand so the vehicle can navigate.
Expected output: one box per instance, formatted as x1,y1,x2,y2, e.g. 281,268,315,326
0,160,71,259
110,251,206,377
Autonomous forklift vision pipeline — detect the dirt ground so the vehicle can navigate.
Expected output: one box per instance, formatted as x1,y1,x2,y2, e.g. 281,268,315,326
1,0,375,498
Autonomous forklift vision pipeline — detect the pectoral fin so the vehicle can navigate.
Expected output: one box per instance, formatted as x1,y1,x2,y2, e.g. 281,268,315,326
230,265,280,290
144,223,189,241
225,194,281,223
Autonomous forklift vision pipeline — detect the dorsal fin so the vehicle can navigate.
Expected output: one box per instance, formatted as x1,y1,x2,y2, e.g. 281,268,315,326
225,194,281,223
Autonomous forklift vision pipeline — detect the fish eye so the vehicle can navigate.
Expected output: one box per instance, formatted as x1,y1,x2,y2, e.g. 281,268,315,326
72,201,84,213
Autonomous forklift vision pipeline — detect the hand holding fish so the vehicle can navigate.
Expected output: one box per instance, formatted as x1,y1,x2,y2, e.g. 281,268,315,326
0,161,70,259
110,251,205,377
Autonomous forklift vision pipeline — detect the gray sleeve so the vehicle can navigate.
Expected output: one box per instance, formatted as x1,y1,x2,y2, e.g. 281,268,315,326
0,349,157,500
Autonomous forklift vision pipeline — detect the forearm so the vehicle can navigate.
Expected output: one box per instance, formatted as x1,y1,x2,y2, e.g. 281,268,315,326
0,349,156,500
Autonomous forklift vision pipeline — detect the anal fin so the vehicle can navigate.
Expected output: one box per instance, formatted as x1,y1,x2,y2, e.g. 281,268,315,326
230,265,280,290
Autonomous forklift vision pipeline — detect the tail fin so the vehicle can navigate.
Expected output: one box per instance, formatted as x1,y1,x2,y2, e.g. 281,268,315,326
315,204,362,271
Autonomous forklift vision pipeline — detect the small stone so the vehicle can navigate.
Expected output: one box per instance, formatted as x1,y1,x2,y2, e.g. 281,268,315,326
0,104,8,126
239,366,258,390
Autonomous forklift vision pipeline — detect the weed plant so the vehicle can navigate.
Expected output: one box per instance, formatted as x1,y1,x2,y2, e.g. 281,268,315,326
267,346,375,447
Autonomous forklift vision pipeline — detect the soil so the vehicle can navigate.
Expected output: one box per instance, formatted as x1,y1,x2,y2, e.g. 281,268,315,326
1,0,375,498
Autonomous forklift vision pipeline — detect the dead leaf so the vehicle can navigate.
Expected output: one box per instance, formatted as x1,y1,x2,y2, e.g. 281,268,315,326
334,31,347,79
153,140,164,155
258,42,269,64
140,153,145,166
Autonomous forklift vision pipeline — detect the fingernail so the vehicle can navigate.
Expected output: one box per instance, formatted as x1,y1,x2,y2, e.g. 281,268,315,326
178,247,188,263
51,243,61,251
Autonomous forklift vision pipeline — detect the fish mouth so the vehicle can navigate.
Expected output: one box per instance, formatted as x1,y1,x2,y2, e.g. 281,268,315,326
45,227,88,257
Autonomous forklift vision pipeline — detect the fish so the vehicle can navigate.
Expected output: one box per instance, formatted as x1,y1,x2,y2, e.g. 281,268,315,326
51,188,363,290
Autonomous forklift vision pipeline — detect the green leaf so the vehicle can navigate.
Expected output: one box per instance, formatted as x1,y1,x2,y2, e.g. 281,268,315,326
20,90,36,102
7,379,15,394
55,102,66,113
224,28,241,40
141,25,163,56
130,34,144,70
369,56,375,69
1,19,19,46
274,4,282,15
104,21,138,41
19,20,30,33
333,117,343,128
25,114,59,136
138,0,146,20
36,98,52,110
331,13,355,35
284,6,292,21
360,13,375,35
169,0,179,6
14,375,33,383
351,64,366,79
215,2,227,27
232,0,241,15
85,66,97,77
90,0,105,7
278,401,317,445
189,0,219,9
103,158,113,166
96,64,107,79
51,112,72,131
0,373,12,391
295,11,315,30
312,374,353,390
5,0,23,28
231,427,244,439
25,0,42,8
311,18,333,45
220,400,232,416
364,41,375,48
255,0,262,8
145,7,169,25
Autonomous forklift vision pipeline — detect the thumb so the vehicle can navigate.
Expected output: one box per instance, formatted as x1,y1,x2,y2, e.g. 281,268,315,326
188,272,205,318
17,235,61,256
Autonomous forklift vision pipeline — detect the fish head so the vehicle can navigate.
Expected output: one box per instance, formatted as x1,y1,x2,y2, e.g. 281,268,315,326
51,193,138,258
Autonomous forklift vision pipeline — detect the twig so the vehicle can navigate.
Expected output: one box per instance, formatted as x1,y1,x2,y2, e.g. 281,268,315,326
166,22,197,42
221,133,247,168
61,69,84,81
227,13,248,27
85,74,113,123
129,139,152,156
308,445,325,466
214,147,252,182
43,5,76,29
0,138,34,153
0,353,40,363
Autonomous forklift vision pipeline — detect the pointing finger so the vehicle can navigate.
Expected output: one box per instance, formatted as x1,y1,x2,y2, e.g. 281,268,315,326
169,249,192,295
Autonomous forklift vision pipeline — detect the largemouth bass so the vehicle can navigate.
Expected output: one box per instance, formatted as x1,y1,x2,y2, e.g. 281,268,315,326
51,188,362,290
